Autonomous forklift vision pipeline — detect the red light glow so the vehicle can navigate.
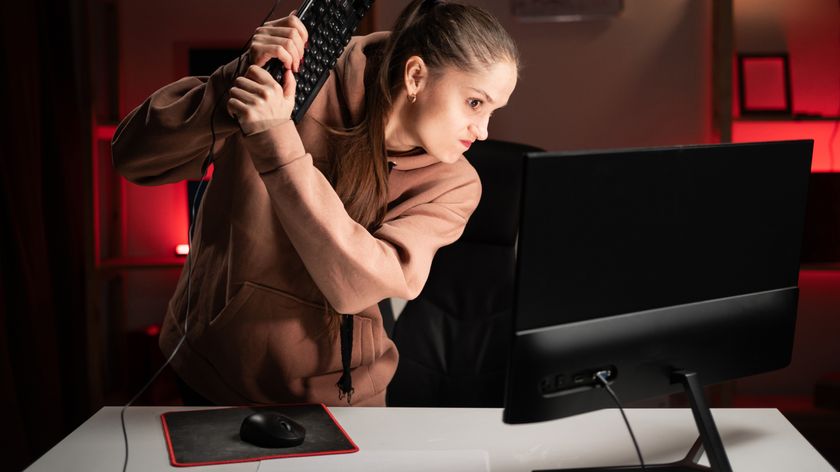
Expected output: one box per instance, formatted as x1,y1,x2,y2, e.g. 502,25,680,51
145,324,161,337
175,244,190,256
732,121,840,172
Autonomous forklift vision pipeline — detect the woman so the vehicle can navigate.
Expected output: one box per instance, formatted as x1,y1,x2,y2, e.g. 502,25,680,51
112,0,519,406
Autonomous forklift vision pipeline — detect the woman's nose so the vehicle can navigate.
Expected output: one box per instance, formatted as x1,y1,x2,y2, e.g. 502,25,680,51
469,120,489,141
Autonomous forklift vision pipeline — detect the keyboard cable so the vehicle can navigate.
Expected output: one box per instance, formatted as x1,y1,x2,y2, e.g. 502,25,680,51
119,2,280,471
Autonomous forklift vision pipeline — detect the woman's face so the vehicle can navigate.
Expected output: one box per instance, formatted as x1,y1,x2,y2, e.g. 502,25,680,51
388,59,518,164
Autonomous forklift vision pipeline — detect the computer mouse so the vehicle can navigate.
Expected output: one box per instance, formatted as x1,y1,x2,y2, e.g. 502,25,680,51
239,412,306,448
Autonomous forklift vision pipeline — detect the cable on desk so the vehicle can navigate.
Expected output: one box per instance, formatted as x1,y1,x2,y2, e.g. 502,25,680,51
594,370,647,471
119,3,280,471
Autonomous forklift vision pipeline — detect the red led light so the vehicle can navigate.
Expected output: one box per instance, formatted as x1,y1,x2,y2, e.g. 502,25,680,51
175,244,190,256
145,324,161,337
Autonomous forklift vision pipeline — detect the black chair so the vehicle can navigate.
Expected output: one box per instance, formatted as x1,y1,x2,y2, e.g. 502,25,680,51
386,139,543,407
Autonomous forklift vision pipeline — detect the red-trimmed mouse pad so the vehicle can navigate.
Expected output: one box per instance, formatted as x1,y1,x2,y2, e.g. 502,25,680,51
160,404,358,467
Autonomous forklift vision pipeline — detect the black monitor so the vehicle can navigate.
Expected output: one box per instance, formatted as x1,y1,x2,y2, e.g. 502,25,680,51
502,140,813,471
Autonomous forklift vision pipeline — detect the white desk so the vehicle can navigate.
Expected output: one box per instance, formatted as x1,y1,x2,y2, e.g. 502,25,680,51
25,407,834,472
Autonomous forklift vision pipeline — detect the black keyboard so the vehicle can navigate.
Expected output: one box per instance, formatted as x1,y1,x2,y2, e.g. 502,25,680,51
264,0,374,123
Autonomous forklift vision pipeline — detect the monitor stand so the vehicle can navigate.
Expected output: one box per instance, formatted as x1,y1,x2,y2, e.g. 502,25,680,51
535,371,734,472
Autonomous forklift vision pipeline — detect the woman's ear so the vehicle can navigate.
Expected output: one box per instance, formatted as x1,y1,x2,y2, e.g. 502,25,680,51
403,55,428,97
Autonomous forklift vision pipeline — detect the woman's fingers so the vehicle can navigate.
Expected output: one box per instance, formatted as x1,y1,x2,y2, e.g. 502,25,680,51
250,13,309,70
245,65,283,87
232,75,264,96
252,33,302,71
255,26,305,55
264,14,309,44
286,14,309,44
226,97,248,119
231,67,282,106
228,85,259,106
282,68,296,99
229,66,292,109
251,41,295,70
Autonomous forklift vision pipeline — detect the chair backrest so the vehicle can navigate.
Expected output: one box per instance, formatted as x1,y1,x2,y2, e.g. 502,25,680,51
387,139,542,407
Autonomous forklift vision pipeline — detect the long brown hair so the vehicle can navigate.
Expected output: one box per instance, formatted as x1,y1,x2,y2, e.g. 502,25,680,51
325,0,520,322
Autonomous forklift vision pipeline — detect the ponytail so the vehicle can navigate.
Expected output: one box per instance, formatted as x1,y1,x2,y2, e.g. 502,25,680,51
325,0,519,403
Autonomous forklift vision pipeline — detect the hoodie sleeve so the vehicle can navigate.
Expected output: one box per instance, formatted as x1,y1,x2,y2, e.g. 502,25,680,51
111,55,245,185
242,120,481,315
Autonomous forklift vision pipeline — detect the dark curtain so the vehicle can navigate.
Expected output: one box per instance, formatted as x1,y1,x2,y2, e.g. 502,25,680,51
1,0,94,469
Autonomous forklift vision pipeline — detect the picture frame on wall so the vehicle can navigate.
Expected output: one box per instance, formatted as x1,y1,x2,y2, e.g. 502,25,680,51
737,53,792,116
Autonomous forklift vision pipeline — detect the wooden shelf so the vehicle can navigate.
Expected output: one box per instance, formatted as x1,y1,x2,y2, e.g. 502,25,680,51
801,263,840,271
98,257,185,270
735,115,840,122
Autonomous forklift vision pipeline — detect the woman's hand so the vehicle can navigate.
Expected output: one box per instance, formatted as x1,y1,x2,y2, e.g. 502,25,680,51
248,14,308,70
227,65,296,135
227,14,308,135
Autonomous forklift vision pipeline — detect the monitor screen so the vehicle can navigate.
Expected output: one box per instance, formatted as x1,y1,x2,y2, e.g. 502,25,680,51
503,140,813,425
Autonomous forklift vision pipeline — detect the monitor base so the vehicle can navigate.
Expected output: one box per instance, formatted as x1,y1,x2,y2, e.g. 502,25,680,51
535,371,733,472
534,435,705,471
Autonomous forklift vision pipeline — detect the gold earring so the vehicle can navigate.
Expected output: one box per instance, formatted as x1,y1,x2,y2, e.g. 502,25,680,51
408,93,417,104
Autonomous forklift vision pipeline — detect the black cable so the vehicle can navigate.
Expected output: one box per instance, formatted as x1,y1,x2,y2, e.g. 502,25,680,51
594,370,647,471
119,2,281,471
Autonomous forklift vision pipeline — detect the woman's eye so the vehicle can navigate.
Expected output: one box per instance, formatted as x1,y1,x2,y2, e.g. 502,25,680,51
468,98,483,110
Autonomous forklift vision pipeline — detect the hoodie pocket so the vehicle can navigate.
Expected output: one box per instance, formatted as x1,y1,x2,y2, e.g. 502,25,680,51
208,283,256,327
198,281,373,398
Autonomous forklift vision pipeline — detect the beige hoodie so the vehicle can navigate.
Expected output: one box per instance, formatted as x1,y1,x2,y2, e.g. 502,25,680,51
112,32,481,406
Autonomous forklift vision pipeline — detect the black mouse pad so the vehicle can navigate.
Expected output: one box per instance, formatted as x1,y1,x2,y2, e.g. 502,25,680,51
160,404,358,467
